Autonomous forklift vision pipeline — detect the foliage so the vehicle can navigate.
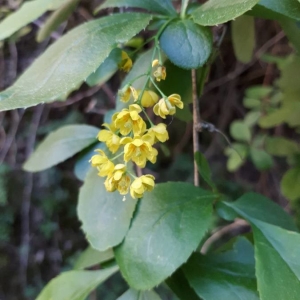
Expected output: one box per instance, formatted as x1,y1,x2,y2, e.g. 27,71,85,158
0,0,300,299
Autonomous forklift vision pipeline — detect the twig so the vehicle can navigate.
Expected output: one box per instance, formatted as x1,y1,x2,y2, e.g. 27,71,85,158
19,105,44,292
201,218,250,254
0,110,24,164
192,69,200,186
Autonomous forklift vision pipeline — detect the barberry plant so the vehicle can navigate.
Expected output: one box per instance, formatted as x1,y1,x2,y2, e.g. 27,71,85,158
1,0,300,299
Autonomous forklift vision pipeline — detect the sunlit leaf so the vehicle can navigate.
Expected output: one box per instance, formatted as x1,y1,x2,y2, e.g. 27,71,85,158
0,13,152,111
192,0,259,26
36,266,118,300
77,169,137,251
23,125,99,172
115,182,215,290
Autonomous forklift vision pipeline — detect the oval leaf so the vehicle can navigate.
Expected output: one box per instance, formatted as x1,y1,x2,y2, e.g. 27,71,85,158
117,289,162,300
192,0,259,26
230,120,251,142
95,0,177,16
77,168,137,251
0,0,63,40
232,15,255,63
221,192,298,231
23,125,99,172
74,247,114,270
281,167,300,201
115,182,215,290
250,148,273,171
36,266,118,300
252,220,300,300
258,0,300,21
0,13,151,111
183,238,259,300
160,19,212,69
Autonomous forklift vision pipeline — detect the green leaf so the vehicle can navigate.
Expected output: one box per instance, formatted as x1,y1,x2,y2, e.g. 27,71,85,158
23,125,99,172
232,15,255,63
243,98,261,109
194,151,216,190
252,220,300,300
117,289,162,300
0,13,152,111
86,48,121,87
74,247,114,270
230,121,251,142
279,19,300,54
115,182,215,290
225,143,248,172
95,0,177,16
192,0,259,26
221,192,297,231
245,85,273,99
250,148,273,171
244,111,261,127
258,0,300,21
281,167,300,201
0,0,63,40
160,19,212,69
77,168,137,251
258,107,290,128
183,238,259,300
166,269,200,300
265,137,299,157
36,0,80,42
36,266,118,300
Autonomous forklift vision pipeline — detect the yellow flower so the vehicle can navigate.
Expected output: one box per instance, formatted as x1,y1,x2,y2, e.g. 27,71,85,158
90,149,115,177
97,123,121,154
118,51,132,72
118,85,138,103
136,90,159,108
121,136,158,167
104,164,131,195
147,123,169,144
168,94,184,109
153,94,184,119
153,98,176,119
114,104,146,136
153,65,166,81
130,174,155,199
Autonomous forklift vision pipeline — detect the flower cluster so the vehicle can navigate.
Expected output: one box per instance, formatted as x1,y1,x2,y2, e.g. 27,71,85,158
90,53,184,199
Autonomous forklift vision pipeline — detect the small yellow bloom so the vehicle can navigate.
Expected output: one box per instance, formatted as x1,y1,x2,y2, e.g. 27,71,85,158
104,164,131,195
153,98,176,119
152,59,159,67
122,136,158,167
118,85,137,103
153,66,166,81
153,94,184,119
136,90,159,108
97,123,121,154
90,149,114,177
118,51,132,72
147,123,169,144
130,174,155,199
168,94,184,109
114,104,146,136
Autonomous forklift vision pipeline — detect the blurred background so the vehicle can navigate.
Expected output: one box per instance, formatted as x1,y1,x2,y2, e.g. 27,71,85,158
0,0,299,299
